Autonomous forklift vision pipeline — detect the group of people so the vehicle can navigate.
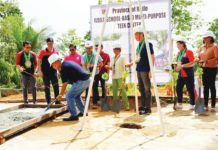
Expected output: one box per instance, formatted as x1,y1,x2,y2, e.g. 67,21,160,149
16,27,217,121
174,31,218,113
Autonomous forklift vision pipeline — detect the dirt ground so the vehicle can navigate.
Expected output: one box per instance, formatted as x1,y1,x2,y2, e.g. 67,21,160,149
0,103,218,150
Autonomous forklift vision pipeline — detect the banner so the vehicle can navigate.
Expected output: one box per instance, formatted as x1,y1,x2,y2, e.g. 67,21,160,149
90,0,171,83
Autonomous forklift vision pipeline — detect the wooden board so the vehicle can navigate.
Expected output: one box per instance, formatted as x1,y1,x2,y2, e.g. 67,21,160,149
0,104,67,144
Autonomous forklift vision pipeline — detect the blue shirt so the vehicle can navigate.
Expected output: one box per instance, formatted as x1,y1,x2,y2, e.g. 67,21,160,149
60,61,90,84
81,52,103,74
136,42,154,72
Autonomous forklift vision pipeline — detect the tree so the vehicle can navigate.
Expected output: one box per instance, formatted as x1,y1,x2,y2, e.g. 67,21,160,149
0,16,49,63
84,31,91,41
57,29,84,56
0,0,22,18
208,18,218,42
172,0,202,35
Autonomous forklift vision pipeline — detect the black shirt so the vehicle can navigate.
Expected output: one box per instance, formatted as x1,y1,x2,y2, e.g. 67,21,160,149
60,61,90,84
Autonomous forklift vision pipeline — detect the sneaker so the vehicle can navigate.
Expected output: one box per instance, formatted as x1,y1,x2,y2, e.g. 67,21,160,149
77,112,88,117
63,116,79,121
24,101,29,104
210,107,216,112
175,103,183,110
204,106,209,111
139,108,151,115
139,106,144,111
92,104,98,109
55,101,62,104
189,105,195,110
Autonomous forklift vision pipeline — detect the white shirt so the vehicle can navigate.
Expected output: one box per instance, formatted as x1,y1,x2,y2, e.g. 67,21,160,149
110,55,126,79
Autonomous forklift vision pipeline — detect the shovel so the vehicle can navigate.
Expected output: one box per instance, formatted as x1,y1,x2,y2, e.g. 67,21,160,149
112,81,124,113
44,99,58,112
195,78,205,114
101,96,110,112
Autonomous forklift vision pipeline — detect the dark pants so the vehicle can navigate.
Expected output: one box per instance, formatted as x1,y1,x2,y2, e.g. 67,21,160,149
43,74,59,104
176,76,195,105
93,74,106,105
21,74,36,104
137,72,151,109
202,68,217,107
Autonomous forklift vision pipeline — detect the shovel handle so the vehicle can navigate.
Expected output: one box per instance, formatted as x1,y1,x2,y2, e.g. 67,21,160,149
44,99,57,112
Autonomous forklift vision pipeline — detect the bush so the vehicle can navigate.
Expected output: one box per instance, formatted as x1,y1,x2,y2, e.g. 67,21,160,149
11,65,21,88
0,59,14,86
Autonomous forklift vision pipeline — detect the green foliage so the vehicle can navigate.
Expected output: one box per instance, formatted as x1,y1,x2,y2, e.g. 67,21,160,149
0,0,22,18
195,66,203,77
172,0,202,35
98,0,102,5
0,16,49,64
57,29,84,56
0,59,14,85
117,0,124,3
208,18,218,42
11,66,21,88
84,31,91,41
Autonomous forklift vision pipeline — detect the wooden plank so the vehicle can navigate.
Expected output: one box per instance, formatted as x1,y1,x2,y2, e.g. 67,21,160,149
0,104,23,113
0,105,67,143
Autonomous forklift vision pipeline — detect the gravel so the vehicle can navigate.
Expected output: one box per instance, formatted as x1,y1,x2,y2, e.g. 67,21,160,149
0,108,56,130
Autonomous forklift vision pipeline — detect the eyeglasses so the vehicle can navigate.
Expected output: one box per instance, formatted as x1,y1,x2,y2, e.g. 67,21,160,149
70,48,75,51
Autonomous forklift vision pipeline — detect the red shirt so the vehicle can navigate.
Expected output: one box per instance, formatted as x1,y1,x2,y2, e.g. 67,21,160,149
38,48,59,60
64,52,82,65
16,50,37,75
99,51,110,75
38,48,59,75
178,50,194,77
16,50,37,66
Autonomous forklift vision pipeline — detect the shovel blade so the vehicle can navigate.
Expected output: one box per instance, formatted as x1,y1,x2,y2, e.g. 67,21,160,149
101,96,109,112
44,100,57,112
195,98,205,114
112,99,121,113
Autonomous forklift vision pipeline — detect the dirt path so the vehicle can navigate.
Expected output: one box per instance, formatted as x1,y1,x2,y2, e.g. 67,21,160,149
0,104,218,150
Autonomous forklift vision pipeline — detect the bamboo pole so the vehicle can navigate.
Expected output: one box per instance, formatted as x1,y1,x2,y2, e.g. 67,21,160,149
80,0,112,131
128,0,139,114
137,0,165,136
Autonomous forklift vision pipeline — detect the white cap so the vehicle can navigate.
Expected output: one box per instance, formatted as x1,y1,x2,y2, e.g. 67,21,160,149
202,31,216,39
134,27,144,34
113,43,122,49
175,36,186,43
85,41,93,48
48,54,61,66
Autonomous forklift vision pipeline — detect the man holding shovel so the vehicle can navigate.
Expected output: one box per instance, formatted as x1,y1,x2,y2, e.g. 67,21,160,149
48,54,90,121
16,41,37,104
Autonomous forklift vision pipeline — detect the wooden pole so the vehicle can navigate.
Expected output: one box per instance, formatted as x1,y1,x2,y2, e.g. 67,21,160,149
80,0,112,131
128,0,139,114
137,0,165,136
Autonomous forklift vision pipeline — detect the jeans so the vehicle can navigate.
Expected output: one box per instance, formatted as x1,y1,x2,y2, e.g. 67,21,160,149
42,74,59,104
202,68,217,107
93,74,106,105
176,76,195,105
112,78,129,109
21,74,36,103
137,72,151,109
66,78,91,117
